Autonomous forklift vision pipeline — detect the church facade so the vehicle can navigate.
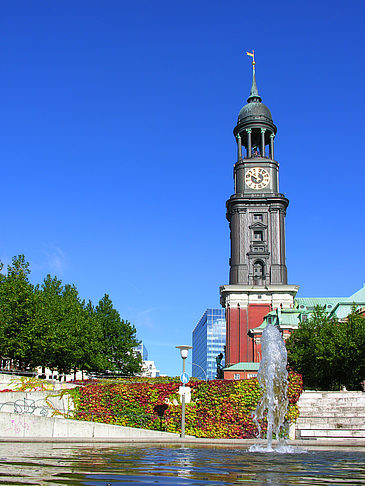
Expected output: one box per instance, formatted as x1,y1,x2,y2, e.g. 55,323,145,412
220,53,298,368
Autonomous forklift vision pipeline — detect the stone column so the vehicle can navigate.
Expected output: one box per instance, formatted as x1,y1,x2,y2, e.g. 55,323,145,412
279,207,287,270
236,133,242,161
269,207,280,264
270,133,275,160
246,128,252,158
261,128,266,157
228,206,248,284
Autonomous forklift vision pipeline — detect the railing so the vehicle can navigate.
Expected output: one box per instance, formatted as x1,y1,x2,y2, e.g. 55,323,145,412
243,154,271,159
0,369,36,377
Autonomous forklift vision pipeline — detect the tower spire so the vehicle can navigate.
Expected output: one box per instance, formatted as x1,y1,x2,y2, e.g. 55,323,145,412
246,50,262,103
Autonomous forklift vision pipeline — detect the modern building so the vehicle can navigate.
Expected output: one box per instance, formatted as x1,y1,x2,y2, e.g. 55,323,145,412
134,342,148,361
140,360,160,378
134,342,160,377
220,52,298,370
192,308,226,380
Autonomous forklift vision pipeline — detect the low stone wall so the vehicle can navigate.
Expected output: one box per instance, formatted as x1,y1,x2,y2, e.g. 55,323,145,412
0,412,179,439
0,390,179,439
0,391,74,417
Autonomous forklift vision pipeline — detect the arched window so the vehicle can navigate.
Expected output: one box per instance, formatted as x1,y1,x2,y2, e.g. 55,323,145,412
254,260,265,279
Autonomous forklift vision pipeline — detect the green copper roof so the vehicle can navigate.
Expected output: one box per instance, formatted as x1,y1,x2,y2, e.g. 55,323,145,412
248,286,365,336
224,362,260,371
247,66,262,103
280,312,303,326
255,308,303,330
237,58,274,124
295,297,344,310
347,285,365,301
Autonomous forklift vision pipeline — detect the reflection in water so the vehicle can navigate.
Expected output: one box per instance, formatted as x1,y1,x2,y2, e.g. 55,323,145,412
0,443,363,485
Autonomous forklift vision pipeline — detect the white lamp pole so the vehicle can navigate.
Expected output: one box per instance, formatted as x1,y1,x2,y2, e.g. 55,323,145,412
176,345,192,438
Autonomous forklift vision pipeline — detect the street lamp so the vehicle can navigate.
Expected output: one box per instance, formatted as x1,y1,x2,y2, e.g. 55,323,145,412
176,345,192,438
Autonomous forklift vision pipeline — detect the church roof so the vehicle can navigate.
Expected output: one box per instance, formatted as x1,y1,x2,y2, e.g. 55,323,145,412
224,362,260,372
295,297,344,310
347,284,365,302
238,101,273,123
254,308,302,330
248,286,365,337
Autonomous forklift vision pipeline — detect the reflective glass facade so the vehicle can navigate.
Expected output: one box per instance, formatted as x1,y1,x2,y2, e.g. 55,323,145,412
135,343,148,361
192,308,226,380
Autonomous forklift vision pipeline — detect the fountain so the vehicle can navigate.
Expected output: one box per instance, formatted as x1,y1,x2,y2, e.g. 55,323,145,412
250,322,292,452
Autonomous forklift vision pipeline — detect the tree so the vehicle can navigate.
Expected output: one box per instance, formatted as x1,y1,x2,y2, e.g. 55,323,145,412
0,255,36,368
33,274,64,370
0,255,142,377
286,306,365,391
95,294,142,375
42,283,106,376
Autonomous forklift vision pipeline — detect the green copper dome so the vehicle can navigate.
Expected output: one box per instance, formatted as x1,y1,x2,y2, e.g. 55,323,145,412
238,101,273,123
237,65,273,122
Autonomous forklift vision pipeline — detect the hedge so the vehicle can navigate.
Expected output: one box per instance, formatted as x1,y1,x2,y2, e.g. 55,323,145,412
70,372,303,439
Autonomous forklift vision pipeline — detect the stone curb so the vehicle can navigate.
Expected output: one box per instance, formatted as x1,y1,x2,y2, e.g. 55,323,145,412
0,437,363,450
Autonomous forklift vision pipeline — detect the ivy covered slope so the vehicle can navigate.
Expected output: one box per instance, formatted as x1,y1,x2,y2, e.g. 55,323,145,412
72,372,303,439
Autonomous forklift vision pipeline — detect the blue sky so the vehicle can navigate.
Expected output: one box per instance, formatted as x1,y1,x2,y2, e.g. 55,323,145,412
1,1,365,376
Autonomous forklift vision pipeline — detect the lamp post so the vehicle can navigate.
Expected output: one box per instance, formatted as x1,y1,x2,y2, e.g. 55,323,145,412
176,345,192,438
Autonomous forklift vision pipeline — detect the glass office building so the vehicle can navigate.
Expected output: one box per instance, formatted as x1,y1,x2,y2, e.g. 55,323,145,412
135,343,148,361
192,308,226,380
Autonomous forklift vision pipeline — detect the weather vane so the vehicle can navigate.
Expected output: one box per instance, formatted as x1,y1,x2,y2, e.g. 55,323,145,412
246,50,255,67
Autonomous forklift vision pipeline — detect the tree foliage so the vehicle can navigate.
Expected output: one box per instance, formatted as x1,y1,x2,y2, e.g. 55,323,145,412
286,306,365,391
0,255,36,367
96,294,141,375
0,255,142,376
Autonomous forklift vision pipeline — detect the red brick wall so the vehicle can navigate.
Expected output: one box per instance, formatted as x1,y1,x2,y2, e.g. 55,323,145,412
226,303,271,365
224,370,258,380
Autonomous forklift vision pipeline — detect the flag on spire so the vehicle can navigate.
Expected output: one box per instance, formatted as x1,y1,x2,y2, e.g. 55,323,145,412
246,50,255,65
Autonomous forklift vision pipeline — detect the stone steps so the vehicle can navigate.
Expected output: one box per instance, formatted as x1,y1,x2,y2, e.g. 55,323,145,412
296,417,365,428
299,402,365,408
300,429,365,439
298,409,364,417
295,391,365,441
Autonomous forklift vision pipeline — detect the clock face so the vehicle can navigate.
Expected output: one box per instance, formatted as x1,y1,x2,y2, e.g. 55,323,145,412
245,167,270,190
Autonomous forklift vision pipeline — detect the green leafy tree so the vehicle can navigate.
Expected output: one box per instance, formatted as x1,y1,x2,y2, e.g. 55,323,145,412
45,283,104,376
96,294,142,375
0,255,36,368
0,255,142,377
79,299,109,373
286,306,365,390
33,276,105,376
33,274,64,370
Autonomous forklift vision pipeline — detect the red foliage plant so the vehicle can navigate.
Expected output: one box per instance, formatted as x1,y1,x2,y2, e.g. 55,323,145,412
71,372,303,439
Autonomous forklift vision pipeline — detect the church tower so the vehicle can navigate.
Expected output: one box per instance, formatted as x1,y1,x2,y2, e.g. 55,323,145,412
220,53,299,366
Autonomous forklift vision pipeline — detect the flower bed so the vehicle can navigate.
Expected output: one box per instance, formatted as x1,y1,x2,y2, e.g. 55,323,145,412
70,372,302,439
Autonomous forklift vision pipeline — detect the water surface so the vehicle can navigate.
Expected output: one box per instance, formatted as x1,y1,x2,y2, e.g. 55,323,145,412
0,443,364,485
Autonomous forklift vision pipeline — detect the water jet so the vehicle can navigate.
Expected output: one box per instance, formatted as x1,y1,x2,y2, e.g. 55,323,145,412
251,322,291,452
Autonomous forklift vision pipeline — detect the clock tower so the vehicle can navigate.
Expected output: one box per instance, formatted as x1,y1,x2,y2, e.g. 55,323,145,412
220,53,299,366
